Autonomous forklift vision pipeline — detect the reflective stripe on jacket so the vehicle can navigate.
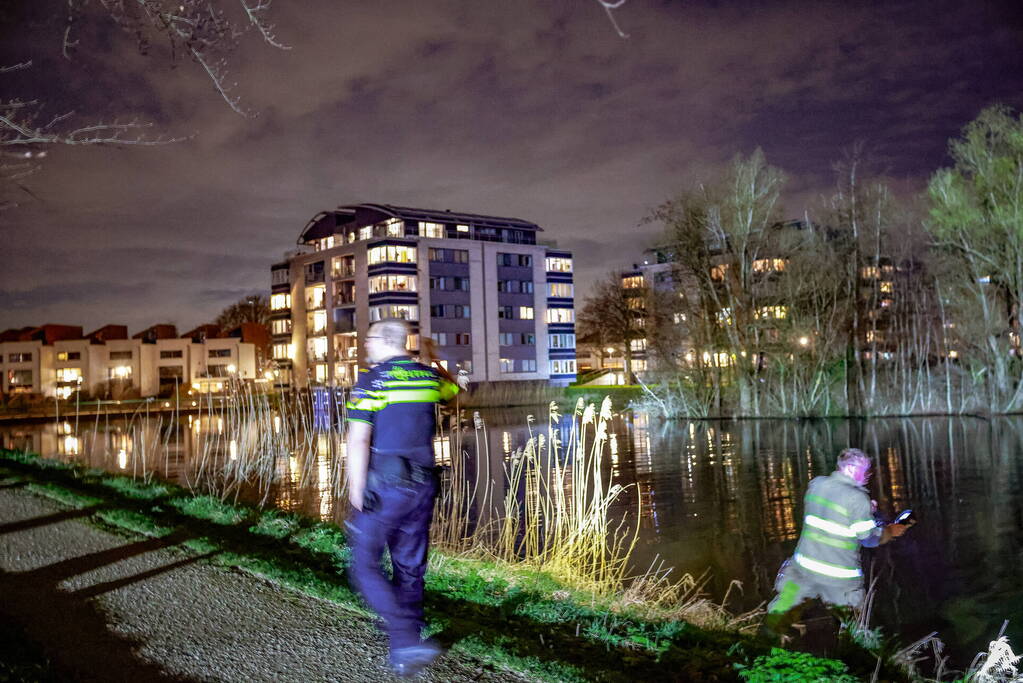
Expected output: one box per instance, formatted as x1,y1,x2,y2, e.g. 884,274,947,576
345,355,458,466
792,471,881,581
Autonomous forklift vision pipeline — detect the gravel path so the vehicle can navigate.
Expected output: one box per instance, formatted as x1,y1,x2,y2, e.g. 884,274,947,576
0,486,531,682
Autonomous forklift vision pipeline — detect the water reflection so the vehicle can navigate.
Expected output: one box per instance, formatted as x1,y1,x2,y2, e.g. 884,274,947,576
2,410,1020,667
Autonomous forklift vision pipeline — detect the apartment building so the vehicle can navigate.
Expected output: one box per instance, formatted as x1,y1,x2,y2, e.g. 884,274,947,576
1,324,259,398
271,203,577,389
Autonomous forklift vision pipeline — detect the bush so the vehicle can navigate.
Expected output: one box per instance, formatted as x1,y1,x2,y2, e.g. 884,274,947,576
735,648,859,682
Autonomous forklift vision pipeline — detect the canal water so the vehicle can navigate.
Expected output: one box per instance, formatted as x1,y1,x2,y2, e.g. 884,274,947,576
2,406,1020,668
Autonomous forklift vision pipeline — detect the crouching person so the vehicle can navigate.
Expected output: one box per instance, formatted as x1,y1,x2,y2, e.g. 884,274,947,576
763,448,911,641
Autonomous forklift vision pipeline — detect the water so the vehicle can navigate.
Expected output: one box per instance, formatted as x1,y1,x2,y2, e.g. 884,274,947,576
3,408,1021,668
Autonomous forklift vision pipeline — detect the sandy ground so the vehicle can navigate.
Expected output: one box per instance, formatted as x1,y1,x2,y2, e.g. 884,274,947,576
0,485,531,682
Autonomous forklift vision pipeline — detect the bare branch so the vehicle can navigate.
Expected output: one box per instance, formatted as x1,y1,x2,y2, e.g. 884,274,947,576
0,61,33,73
595,0,630,39
240,0,290,50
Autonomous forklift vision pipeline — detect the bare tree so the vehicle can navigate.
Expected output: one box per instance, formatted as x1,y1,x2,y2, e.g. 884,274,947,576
577,271,646,383
1,0,287,207
214,294,270,331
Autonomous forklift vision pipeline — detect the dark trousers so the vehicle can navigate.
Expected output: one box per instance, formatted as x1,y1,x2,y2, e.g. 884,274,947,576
347,476,437,650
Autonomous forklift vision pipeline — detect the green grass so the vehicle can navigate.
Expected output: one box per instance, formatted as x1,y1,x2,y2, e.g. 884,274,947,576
168,495,249,525
95,508,174,537
0,447,904,683
24,482,101,508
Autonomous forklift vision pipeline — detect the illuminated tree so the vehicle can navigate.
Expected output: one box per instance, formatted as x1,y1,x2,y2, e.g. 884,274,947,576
927,105,1023,410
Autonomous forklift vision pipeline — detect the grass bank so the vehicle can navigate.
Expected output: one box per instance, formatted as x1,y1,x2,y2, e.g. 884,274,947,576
0,448,904,683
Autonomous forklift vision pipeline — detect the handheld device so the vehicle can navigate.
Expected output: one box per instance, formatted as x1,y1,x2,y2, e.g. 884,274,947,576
893,509,915,525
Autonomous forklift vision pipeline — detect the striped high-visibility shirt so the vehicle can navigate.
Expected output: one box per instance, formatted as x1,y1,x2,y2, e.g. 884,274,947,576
792,471,882,581
345,355,459,466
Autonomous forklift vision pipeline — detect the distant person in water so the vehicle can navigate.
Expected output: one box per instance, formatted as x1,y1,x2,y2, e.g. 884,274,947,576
763,448,912,640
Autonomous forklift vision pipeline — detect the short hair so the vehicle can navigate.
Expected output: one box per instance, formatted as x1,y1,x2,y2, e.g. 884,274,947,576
837,448,870,469
369,319,409,349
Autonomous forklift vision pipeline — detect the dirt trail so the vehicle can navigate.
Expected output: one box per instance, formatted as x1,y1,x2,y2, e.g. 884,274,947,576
0,486,528,682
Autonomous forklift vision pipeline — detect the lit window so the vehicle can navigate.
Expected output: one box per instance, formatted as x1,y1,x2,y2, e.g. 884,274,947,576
630,338,647,351
308,310,327,335
314,363,328,383
109,366,132,380
308,336,328,361
545,307,574,324
519,306,534,320
456,224,470,233
622,275,644,289
271,319,291,335
860,266,880,279
359,225,373,241
710,264,729,281
272,343,294,360
384,218,404,237
418,222,443,238
368,304,419,322
545,257,572,273
752,258,787,273
547,282,574,298
368,274,418,293
367,245,417,264
305,284,326,310
499,358,514,373
271,293,292,310
880,281,893,293
331,256,355,278
56,367,82,383
57,351,81,361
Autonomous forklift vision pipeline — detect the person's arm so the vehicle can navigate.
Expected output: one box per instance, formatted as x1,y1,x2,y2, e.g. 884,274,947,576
850,495,885,548
347,420,372,511
345,369,383,511
878,523,910,545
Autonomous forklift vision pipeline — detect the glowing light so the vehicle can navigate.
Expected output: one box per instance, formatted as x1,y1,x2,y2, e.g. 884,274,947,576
273,415,282,434
216,417,224,434
229,439,238,460
191,383,201,391
64,436,79,455
798,336,810,347
226,364,236,374
117,449,128,469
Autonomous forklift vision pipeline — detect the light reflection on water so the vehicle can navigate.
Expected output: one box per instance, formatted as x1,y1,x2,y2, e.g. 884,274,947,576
2,409,1021,667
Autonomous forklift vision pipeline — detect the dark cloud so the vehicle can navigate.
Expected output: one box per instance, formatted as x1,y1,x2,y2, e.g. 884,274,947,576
2,0,1021,330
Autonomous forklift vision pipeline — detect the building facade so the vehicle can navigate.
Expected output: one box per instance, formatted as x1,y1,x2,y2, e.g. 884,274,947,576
1,324,259,399
271,203,577,389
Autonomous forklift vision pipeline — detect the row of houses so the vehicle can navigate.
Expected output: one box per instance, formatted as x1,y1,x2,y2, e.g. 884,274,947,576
0,323,266,399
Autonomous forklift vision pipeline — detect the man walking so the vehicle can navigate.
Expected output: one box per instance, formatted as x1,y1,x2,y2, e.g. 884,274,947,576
764,448,911,639
345,319,461,677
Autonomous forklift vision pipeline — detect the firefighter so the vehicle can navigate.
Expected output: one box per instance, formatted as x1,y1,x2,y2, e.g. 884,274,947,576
763,447,912,640
344,319,461,677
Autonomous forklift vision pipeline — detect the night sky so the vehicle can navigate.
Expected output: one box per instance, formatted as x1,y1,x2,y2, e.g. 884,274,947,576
2,0,1022,333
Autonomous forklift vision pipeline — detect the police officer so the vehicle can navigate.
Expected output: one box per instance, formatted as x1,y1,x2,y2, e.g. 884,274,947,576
345,319,461,677
763,448,912,640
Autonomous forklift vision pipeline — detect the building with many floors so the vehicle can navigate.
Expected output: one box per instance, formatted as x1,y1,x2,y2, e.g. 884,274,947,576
0,323,262,399
270,203,577,389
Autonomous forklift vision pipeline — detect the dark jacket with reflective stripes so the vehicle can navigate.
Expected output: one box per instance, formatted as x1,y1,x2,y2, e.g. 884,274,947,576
791,471,882,582
345,355,459,466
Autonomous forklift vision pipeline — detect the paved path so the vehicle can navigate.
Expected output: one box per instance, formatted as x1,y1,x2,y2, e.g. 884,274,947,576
0,485,529,682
